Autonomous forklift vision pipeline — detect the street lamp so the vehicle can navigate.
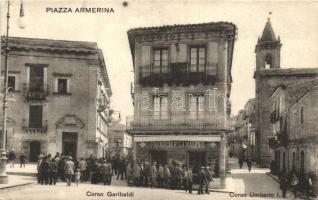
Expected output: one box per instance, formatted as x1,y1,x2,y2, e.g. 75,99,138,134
0,0,24,184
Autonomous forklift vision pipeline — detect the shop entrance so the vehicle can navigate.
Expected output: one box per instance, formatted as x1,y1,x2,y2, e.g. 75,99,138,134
150,151,167,165
62,132,78,160
188,151,206,172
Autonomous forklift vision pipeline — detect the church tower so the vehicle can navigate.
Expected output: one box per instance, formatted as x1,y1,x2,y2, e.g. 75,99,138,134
255,18,282,71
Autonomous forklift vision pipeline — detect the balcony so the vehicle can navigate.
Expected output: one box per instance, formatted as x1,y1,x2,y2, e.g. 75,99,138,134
22,119,48,134
268,132,288,149
270,110,280,123
22,83,49,101
139,63,218,86
126,111,225,132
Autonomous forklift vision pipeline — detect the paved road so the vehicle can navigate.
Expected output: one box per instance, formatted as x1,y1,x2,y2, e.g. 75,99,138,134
1,158,297,200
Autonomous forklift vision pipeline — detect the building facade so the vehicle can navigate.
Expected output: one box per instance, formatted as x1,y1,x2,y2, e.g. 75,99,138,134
0,37,112,161
127,22,237,188
228,99,256,160
269,80,318,194
108,122,133,158
254,19,318,167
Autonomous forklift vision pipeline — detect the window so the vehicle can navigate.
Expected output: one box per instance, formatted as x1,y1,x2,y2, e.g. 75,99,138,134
29,66,44,91
153,48,168,74
58,79,68,94
189,94,205,119
300,107,304,124
153,95,168,120
8,76,15,92
189,46,206,72
29,105,43,128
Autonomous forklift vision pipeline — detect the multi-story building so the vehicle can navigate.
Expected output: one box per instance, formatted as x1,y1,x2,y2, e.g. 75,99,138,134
269,79,318,194
244,98,256,160
127,22,237,188
108,122,133,158
0,37,112,161
228,99,256,160
254,19,318,167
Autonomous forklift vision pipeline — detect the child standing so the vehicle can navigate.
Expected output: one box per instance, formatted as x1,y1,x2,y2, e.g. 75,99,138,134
75,169,81,186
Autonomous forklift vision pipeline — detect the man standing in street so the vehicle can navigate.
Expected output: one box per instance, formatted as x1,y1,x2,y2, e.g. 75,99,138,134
64,156,75,186
197,166,207,195
8,150,16,168
79,158,87,182
205,166,213,194
279,171,289,198
19,152,26,168
184,166,193,194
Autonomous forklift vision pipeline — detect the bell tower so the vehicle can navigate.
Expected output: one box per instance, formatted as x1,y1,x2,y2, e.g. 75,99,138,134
255,18,282,71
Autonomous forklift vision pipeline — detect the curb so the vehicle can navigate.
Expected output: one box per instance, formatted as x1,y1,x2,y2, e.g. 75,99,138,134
7,172,37,177
266,172,279,183
0,182,34,190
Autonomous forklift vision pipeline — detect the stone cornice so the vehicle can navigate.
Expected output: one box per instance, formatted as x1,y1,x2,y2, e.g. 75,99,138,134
254,68,318,78
1,36,98,55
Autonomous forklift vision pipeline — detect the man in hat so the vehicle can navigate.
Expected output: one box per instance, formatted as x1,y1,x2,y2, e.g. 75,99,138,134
198,166,207,195
64,156,75,186
205,166,213,194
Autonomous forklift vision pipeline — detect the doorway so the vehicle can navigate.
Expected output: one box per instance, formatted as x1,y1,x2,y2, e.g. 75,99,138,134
62,132,78,160
188,151,206,173
150,151,167,165
29,141,41,162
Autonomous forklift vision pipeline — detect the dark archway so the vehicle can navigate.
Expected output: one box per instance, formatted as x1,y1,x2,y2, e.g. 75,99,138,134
265,54,273,69
29,141,41,162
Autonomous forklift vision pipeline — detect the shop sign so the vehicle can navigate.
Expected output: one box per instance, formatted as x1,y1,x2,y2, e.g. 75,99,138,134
138,141,206,149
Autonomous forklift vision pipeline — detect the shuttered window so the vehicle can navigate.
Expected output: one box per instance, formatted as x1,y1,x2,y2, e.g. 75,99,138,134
29,105,43,128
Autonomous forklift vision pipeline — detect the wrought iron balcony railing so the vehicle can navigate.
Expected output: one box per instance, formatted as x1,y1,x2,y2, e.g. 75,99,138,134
126,111,225,131
139,62,218,86
22,83,49,101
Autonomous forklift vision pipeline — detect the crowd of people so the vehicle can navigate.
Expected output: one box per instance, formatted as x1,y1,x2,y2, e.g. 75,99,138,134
279,170,316,199
125,160,214,195
35,152,215,194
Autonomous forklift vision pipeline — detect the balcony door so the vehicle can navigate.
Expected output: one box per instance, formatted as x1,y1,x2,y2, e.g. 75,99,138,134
29,66,44,91
152,48,168,74
189,46,206,72
189,95,205,120
153,95,168,120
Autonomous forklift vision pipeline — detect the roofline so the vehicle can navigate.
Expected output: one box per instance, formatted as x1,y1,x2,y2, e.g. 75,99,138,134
127,21,237,69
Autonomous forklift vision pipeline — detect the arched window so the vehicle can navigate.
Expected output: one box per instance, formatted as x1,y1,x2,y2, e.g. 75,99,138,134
300,151,305,174
265,54,273,69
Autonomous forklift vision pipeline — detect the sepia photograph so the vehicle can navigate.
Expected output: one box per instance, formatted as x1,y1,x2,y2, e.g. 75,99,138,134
0,0,317,199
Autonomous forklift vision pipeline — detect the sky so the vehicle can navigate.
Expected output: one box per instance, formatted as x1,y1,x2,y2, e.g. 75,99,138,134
1,0,317,121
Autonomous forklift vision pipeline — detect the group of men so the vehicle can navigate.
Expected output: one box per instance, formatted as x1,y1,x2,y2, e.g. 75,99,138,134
36,153,114,186
125,160,213,194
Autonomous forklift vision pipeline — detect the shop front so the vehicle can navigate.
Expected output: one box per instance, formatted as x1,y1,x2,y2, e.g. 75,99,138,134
133,134,226,188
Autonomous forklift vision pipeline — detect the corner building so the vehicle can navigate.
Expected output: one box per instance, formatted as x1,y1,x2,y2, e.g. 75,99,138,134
127,22,237,188
0,37,112,161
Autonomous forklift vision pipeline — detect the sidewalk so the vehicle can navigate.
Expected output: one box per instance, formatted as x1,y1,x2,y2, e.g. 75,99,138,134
0,175,36,190
6,163,37,176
